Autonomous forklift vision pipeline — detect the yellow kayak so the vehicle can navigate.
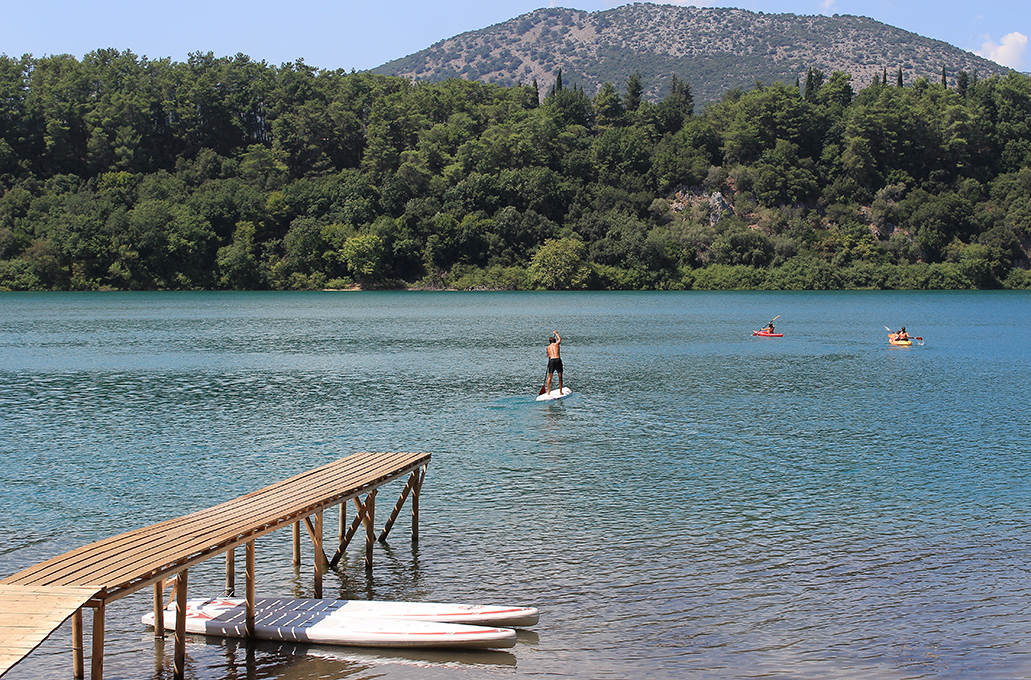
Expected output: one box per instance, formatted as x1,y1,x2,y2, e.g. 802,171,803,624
888,334,912,347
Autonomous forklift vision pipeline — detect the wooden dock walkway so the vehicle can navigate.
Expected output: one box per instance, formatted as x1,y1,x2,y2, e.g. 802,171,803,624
0,451,430,680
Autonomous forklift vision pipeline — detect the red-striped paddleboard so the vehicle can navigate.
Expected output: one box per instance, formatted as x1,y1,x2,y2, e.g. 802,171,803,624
143,596,537,649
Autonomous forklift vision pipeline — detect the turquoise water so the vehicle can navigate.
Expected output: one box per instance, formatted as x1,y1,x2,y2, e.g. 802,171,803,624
2,290,1030,679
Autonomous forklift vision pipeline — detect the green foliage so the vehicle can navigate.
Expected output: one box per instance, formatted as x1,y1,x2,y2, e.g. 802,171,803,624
446,263,528,290
0,50,1028,291
340,233,386,282
692,264,764,290
528,237,591,289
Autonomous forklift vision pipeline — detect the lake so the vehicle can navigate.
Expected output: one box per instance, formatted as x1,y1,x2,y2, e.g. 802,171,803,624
2,290,1030,679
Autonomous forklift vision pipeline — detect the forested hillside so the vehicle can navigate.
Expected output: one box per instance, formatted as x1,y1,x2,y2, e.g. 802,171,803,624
1,50,1030,291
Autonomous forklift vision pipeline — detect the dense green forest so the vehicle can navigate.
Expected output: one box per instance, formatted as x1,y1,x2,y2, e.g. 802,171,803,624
1,49,1030,291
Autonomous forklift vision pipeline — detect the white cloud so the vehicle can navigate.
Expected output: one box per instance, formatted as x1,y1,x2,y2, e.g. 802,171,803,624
821,0,837,11
977,31,1028,70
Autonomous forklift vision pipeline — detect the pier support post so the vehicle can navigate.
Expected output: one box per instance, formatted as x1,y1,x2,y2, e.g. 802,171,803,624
72,608,83,678
292,520,301,567
225,547,235,596
90,601,105,680
173,570,187,680
379,469,420,542
413,466,425,543
245,540,256,639
301,510,328,597
313,509,323,598
364,491,376,571
152,582,164,637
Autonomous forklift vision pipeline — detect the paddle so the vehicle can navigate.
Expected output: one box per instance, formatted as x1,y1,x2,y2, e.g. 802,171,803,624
539,382,547,396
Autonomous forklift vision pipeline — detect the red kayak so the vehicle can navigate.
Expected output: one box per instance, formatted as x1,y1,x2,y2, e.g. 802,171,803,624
753,330,783,337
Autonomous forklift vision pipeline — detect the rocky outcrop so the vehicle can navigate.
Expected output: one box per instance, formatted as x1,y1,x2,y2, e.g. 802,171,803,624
709,191,734,226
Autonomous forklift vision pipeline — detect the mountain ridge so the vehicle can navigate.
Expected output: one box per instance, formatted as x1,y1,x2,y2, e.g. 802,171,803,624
372,4,1010,104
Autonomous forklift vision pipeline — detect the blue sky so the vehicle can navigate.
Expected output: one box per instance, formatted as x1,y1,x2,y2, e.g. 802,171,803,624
1,0,1027,72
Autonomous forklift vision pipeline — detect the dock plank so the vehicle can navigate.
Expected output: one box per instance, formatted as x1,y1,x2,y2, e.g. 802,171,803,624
0,585,99,677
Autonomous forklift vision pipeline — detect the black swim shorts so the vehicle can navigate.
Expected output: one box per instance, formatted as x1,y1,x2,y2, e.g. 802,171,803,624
547,357,563,374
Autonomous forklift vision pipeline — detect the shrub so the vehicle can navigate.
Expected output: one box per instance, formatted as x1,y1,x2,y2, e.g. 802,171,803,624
692,264,764,289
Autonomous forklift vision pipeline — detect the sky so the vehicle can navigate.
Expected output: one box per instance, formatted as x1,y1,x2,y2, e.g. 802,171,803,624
0,0,1027,72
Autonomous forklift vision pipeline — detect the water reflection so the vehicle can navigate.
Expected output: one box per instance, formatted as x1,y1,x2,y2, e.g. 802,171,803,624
151,635,519,679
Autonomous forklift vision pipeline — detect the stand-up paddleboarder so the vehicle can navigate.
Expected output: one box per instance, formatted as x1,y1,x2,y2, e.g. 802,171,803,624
542,331,562,395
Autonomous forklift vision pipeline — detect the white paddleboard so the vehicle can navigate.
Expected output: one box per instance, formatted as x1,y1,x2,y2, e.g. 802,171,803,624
536,387,572,401
143,597,531,649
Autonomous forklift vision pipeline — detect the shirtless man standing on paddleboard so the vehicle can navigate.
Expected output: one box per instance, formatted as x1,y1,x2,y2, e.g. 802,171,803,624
545,331,563,394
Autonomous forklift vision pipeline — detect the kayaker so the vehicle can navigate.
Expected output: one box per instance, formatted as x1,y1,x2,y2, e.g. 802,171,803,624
761,321,775,333
895,326,909,341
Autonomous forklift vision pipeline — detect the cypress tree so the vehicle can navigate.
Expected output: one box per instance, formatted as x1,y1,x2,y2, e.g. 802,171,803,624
624,72,643,112
804,67,824,101
956,70,969,98
896,67,904,87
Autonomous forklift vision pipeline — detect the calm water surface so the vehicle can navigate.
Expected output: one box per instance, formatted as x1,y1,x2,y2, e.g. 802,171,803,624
2,290,1030,679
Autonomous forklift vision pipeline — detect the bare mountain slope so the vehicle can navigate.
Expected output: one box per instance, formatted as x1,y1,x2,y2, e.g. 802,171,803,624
373,4,1008,104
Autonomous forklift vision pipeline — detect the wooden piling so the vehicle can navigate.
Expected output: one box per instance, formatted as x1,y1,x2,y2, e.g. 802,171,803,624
364,491,376,571
152,582,163,638
245,540,256,639
72,608,83,678
90,601,104,680
413,466,424,542
225,547,235,596
173,570,187,680
292,520,301,567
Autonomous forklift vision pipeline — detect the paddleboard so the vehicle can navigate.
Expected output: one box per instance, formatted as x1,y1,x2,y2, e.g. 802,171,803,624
143,597,524,649
536,387,572,401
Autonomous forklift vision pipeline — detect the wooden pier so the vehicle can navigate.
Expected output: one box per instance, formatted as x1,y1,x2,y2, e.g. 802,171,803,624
0,451,430,680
